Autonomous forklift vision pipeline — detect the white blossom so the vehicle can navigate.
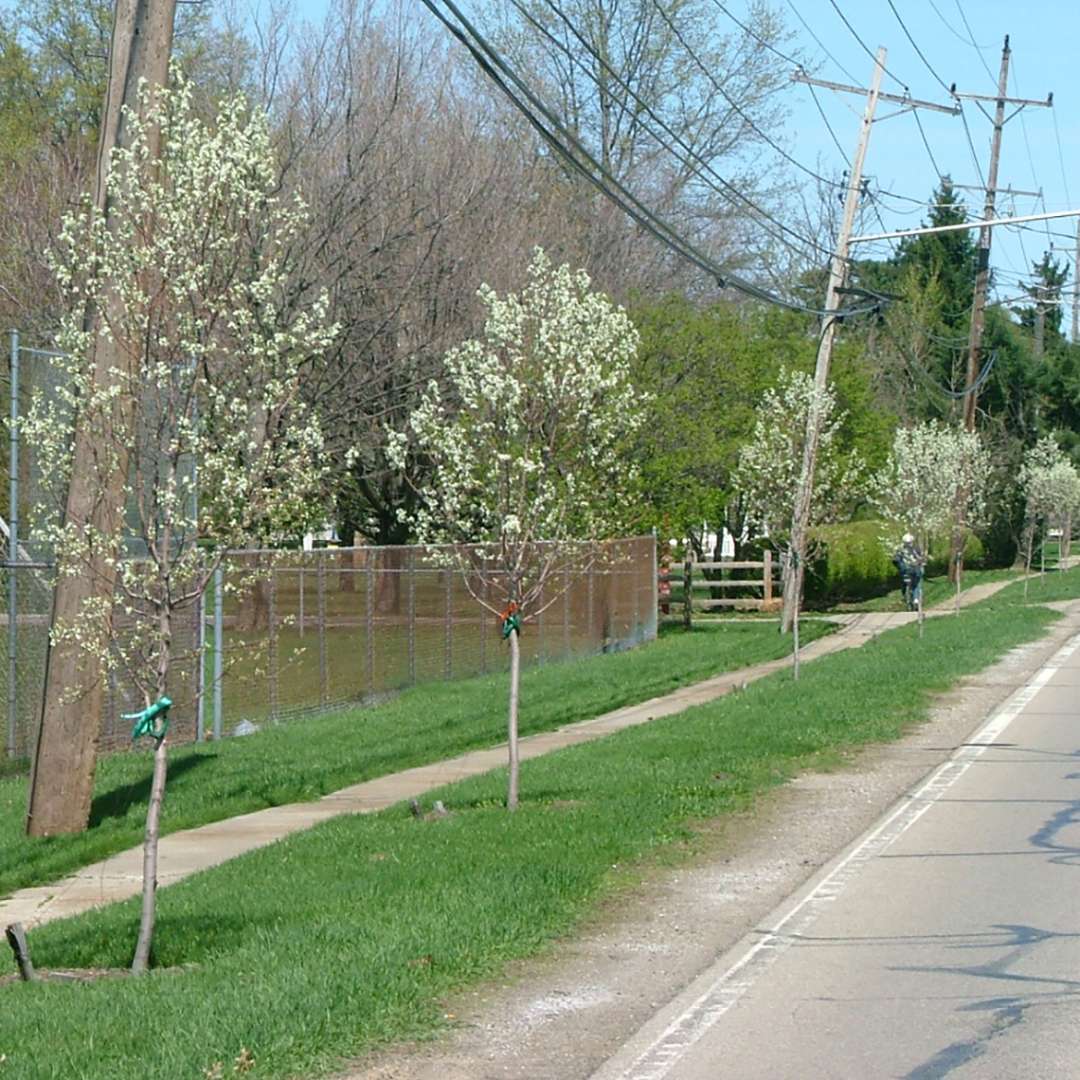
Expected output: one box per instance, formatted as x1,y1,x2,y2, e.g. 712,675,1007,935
24,72,337,700
869,420,990,551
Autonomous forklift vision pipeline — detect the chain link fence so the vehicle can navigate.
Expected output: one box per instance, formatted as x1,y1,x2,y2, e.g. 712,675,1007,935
4,538,657,759
3,333,657,757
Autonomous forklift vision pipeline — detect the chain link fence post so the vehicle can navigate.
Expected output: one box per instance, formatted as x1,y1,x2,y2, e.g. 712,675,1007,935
407,549,416,684
318,552,328,707
563,566,571,657
213,563,224,740
443,566,452,680
268,566,278,721
195,588,206,741
6,329,18,758
365,555,375,696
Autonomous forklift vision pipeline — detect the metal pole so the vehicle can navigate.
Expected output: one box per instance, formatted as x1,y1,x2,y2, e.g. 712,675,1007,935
444,567,452,680
268,567,278,721
195,589,206,741
318,552,328,705
7,330,18,758
365,558,375,696
650,529,659,641
213,564,223,740
407,550,416,684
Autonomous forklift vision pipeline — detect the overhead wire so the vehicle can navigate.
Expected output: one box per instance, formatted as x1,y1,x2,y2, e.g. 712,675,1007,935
805,80,850,165
925,0,992,49
826,0,910,91
782,0,859,85
417,0,878,317
953,0,998,86
640,0,845,190
513,0,837,260
912,108,945,180
705,0,803,70
885,0,952,95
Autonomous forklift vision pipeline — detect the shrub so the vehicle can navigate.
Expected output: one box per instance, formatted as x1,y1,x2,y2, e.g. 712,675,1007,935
805,521,985,606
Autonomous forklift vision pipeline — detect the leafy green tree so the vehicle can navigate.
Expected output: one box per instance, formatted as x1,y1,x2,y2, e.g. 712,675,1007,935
627,293,890,551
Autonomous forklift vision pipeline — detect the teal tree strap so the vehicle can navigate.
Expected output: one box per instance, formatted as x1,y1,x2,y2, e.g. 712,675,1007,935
501,612,521,639
126,696,173,741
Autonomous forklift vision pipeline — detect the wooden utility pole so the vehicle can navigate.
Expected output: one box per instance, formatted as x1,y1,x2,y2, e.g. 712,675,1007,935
27,0,177,837
784,53,957,633
955,37,1053,429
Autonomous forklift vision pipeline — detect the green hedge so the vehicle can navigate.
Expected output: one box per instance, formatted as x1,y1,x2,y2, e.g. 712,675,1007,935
805,521,984,606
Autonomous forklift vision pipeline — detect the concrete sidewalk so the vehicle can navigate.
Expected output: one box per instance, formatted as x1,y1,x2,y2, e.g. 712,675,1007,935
0,582,1019,933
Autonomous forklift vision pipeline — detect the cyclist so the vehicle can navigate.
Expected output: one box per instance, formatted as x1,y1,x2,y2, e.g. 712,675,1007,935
892,533,925,611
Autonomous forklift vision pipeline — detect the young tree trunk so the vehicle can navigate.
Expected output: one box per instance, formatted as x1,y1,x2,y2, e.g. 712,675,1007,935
132,600,172,974
131,731,167,974
1024,524,1035,600
507,627,521,811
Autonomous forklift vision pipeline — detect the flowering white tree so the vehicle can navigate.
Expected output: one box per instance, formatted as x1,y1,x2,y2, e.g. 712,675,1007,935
733,369,862,636
388,248,644,810
1019,438,1080,581
24,75,336,972
869,421,990,554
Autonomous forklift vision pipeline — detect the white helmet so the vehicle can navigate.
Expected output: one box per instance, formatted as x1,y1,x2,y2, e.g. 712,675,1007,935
902,532,914,544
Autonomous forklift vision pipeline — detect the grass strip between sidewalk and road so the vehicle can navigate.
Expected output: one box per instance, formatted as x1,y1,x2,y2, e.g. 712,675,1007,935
1,582,1075,1079
0,620,832,899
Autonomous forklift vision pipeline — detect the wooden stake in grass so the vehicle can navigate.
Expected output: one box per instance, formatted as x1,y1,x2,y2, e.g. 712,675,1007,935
5,922,37,982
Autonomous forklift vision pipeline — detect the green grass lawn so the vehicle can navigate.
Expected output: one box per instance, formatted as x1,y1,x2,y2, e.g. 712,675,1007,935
827,565,1022,613
0,576,1071,1079
0,619,830,900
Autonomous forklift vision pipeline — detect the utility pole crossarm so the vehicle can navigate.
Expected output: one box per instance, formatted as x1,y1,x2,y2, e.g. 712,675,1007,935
952,90,1051,108
791,70,959,114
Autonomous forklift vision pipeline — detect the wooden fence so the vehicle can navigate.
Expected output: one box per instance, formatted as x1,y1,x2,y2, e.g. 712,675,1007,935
659,552,780,626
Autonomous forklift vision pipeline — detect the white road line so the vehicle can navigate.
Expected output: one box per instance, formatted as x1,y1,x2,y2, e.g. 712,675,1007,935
593,630,1080,1080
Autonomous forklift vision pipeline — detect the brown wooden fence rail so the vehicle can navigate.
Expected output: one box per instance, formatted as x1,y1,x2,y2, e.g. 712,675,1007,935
659,552,779,627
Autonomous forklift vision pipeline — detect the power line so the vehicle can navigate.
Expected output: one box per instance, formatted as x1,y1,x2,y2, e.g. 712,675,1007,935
885,0,952,95
706,0,803,70
1009,57,1054,251
957,102,987,189
912,108,944,180
806,80,850,165
513,0,836,260
418,0,876,317
826,0,909,91
783,0,859,85
641,0,845,190
952,0,997,86
925,0,992,50
1052,108,1073,205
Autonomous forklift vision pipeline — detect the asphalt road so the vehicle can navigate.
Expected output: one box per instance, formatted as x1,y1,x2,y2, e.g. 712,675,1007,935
593,626,1080,1080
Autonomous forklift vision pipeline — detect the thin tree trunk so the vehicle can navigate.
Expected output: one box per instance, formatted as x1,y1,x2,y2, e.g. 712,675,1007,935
132,598,171,974
131,731,167,974
507,627,521,811
1024,525,1035,600
792,603,800,680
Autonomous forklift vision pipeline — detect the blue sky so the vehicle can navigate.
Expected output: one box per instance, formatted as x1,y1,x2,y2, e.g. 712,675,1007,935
284,0,1080,317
